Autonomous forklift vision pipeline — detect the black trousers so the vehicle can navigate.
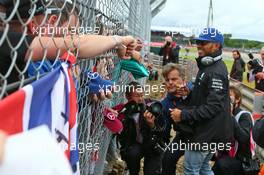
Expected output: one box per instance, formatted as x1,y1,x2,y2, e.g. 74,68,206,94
212,156,244,175
161,134,185,175
123,143,163,175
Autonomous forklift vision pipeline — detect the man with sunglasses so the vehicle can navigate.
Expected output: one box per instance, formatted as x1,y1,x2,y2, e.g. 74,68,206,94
170,27,233,175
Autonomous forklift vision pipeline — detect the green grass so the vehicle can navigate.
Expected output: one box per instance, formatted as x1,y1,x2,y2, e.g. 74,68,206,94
183,47,198,53
179,49,196,60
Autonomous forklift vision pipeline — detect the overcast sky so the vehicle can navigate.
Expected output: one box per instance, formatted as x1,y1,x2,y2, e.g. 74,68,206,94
151,0,264,42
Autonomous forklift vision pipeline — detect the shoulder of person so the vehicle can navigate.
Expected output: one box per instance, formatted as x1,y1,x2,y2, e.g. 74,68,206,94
160,96,170,105
236,110,253,126
238,111,252,122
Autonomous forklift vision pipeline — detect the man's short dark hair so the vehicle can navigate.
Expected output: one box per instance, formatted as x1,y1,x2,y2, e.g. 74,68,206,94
2,0,79,22
125,81,143,99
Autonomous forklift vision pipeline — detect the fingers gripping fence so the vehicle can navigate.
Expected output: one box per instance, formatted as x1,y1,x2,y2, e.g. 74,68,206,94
0,0,152,174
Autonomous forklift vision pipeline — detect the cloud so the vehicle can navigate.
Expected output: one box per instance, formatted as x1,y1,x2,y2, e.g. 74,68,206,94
151,0,264,41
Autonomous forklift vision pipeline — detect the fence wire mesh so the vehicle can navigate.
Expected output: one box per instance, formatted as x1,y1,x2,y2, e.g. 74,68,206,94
0,0,151,174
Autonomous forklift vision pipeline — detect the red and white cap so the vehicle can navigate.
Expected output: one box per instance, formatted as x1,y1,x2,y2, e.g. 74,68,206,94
103,108,123,134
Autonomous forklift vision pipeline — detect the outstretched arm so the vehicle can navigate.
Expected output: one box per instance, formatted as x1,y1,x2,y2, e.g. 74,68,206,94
27,35,136,61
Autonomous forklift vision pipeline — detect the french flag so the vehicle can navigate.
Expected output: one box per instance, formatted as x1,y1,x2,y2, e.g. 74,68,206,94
0,62,79,174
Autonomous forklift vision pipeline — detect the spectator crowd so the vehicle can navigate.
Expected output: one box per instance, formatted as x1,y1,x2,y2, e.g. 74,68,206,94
0,1,264,175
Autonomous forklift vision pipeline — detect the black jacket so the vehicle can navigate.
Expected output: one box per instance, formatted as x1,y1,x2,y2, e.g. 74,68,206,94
161,93,192,144
232,108,253,160
255,78,264,92
230,57,244,82
0,31,34,84
159,45,174,65
118,101,165,156
180,53,233,146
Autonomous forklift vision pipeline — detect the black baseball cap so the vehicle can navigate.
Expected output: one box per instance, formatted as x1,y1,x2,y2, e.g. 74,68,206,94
0,0,73,20
0,0,46,19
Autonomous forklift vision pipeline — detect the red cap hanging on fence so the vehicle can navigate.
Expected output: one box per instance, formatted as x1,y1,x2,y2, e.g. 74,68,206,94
103,108,123,134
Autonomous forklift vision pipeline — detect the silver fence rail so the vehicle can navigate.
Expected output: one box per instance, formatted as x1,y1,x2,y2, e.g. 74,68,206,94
0,0,152,175
229,78,264,114
229,79,255,112
149,53,198,83
149,53,163,69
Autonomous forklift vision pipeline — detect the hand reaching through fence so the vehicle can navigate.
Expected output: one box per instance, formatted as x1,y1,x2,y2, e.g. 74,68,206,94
86,71,116,102
131,50,143,63
26,35,137,61
117,36,137,59
115,35,137,59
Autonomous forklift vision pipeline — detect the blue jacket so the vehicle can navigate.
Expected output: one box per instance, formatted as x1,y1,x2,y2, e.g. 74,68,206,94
161,93,190,144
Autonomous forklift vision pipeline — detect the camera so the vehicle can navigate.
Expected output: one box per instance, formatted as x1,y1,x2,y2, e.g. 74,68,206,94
248,53,254,59
145,101,163,118
120,100,163,119
247,53,263,74
166,41,171,47
120,100,145,115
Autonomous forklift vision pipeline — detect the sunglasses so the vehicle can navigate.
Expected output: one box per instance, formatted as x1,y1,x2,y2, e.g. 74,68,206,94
196,40,211,46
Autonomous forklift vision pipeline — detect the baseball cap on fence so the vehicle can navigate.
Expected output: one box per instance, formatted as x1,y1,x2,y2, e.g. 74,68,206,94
103,108,123,134
85,71,114,95
111,103,126,121
1,0,73,19
194,27,224,46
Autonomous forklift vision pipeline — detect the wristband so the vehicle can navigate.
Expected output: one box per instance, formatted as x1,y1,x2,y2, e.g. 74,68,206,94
112,35,126,49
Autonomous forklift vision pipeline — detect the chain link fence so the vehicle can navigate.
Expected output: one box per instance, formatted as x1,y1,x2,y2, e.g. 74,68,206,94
0,0,152,174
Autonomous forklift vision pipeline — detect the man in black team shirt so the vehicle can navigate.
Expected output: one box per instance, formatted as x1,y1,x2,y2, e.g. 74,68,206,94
0,0,137,85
